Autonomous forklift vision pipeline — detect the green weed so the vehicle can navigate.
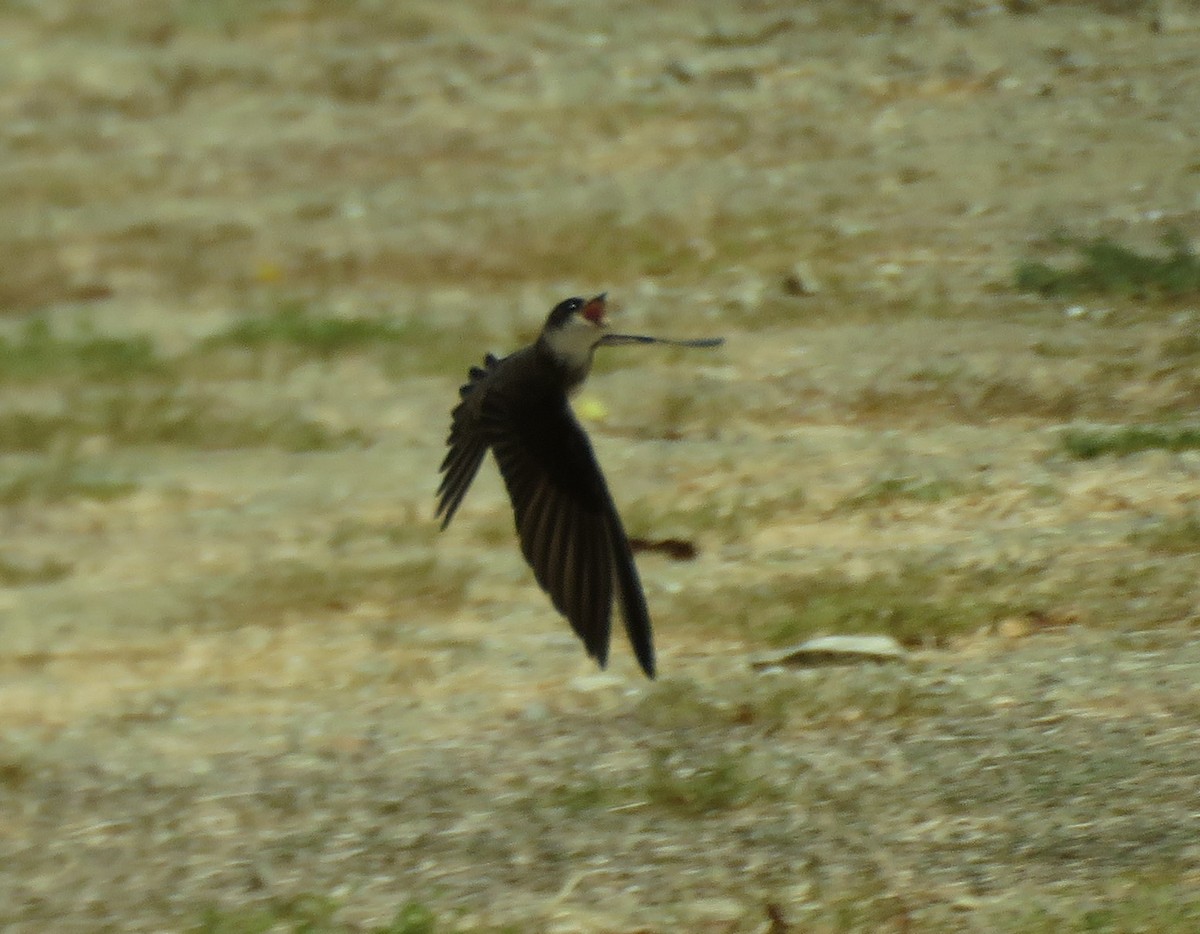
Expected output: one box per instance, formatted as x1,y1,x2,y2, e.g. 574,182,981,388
400,203,815,289
632,678,729,732
624,483,805,545
0,448,137,505
0,388,365,453
1001,873,1200,934
1016,230,1200,300
187,555,472,630
0,754,35,792
644,745,776,816
670,563,1012,649
201,300,468,377
206,300,413,358
834,473,967,512
0,554,73,586
191,896,454,934
0,318,162,383
1060,424,1200,459
0,411,72,452
1128,512,1200,555
93,389,366,452
547,770,629,813
1159,332,1200,360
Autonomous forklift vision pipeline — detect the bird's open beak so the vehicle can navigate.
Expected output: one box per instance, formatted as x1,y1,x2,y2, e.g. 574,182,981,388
585,293,726,349
581,293,608,326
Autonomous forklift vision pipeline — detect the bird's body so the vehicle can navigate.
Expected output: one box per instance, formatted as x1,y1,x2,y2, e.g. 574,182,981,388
437,295,722,678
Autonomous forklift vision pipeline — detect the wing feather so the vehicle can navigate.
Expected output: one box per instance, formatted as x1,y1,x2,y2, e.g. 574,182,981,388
436,439,488,529
437,346,655,677
605,509,654,676
435,357,499,529
489,389,654,677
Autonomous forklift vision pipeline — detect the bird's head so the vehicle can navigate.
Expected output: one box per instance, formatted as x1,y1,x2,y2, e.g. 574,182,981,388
539,293,609,374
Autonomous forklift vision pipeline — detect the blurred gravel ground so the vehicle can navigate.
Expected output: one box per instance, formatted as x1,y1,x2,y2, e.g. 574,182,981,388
2,1,1200,930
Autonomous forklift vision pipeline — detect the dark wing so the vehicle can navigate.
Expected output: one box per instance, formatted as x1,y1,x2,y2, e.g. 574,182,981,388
436,354,498,530
487,384,655,678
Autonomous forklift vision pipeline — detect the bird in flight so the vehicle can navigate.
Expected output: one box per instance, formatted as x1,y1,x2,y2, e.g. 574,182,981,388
436,294,723,678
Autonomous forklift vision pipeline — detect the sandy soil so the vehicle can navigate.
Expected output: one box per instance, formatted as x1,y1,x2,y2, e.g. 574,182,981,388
2,2,1200,931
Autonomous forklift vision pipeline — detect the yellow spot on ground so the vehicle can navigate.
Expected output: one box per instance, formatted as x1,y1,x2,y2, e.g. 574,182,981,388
576,396,608,422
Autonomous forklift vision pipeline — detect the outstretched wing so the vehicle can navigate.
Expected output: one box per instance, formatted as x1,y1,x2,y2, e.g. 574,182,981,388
487,383,655,678
436,354,498,530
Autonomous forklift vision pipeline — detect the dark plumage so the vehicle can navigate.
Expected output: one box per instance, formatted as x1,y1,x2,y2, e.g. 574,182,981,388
437,294,722,677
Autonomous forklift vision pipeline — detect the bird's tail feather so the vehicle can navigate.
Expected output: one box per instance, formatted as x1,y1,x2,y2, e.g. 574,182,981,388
606,511,656,678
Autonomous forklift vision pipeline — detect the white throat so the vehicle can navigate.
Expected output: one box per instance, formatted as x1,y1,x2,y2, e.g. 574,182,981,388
543,315,603,384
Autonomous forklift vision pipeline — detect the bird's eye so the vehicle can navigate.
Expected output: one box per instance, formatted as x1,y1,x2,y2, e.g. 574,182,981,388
544,295,602,334
546,297,586,328
550,298,583,316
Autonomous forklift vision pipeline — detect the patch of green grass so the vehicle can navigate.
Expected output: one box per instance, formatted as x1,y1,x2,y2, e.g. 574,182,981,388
200,299,470,377
0,448,137,505
1090,560,1198,629
1030,338,1085,358
548,770,628,814
1160,331,1200,360
0,387,365,454
1061,424,1200,459
1016,229,1200,300
0,752,36,791
327,510,433,553
188,555,472,629
632,678,730,732
1128,512,1200,555
624,482,805,545
798,882,915,933
546,685,790,814
0,554,73,585
381,903,440,934
0,411,73,452
672,563,1014,649
834,473,967,512
0,318,162,383
845,371,1098,423
191,896,458,934
91,388,366,452
741,670,965,732
153,0,437,42
191,895,336,934
404,202,816,289
999,873,1200,934
0,235,85,311
634,651,978,738
1000,555,1198,636
468,511,518,548
637,374,739,440
644,745,770,816
629,669,966,738
206,300,414,358
777,568,996,648
163,0,286,37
